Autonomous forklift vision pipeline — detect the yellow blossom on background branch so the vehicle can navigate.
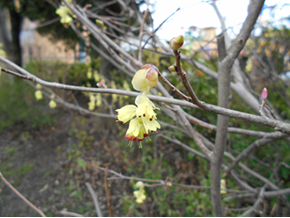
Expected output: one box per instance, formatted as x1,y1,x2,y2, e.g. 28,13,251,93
55,0,73,24
133,181,146,204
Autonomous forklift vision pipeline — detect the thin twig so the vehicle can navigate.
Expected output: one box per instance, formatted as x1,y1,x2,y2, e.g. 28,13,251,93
85,182,103,217
157,71,192,102
1,62,290,134
57,211,84,217
0,172,46,217
224,137,285,176
142,7,180,49
159,135,208,160
173,49,206,109
240,183,267,217
138,8,148,62
104,167,114,217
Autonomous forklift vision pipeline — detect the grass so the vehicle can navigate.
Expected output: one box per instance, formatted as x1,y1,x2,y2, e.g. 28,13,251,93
0,74,55,130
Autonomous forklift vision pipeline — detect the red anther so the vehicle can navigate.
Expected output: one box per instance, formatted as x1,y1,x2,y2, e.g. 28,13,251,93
143,114,146,117
138,138,144,141
133,137,137,141
138,115,141,118
120,121,123,124
144,133,149,137
150,118,152,121
125,134,133,140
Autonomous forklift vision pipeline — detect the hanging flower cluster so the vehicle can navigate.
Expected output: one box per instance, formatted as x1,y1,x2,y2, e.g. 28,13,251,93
0,43,7,58
220,179,227,194
55,0,73,24
133,181,146,204
116,64,160,147
35,84,43,100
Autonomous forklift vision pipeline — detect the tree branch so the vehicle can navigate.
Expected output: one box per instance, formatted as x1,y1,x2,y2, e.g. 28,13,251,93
1,57,290,134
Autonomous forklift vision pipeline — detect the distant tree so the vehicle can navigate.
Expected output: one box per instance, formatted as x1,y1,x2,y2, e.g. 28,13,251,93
0,0,145,66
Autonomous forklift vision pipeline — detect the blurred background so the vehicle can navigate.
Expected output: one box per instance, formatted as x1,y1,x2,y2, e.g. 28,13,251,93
0,0,290,216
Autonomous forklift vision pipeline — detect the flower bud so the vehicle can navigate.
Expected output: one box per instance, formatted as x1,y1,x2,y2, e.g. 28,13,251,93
261,88,268,100
49,100,57,109
145,66,158,87
168,65,176,72
169,35,184,50
97,81,107,88
36,84,42,89
135,181,145,189
132,64,159,94
35,90,43,100
95,19,104,29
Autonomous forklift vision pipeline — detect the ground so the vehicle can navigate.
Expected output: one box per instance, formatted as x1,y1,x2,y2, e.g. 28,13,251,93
0,107,132,217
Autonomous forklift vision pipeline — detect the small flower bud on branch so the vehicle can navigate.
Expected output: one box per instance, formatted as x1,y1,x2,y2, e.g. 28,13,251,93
168,65,176,72
169,35,184,50
261,87,268,100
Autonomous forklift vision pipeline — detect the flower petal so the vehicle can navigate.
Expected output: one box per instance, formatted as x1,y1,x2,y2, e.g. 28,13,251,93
116,105,137,123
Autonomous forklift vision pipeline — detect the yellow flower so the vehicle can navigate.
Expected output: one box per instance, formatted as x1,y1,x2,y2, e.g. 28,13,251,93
123,80,131,91
0,49,6,58
141,116,160,134
94,70,100,81
87,68,93,79
49,100,57,108
35,90,43,100
220,179,227,194
135,181,145,189
135,94,158,119
0,43,6,58
111,81,118,103
56,5,73,24
36,84,42,89
116,105,137,124
133,189,146,204
125,118,147,141
116,65,161,145
88,101,95,111
96,93,102,107
132,64,159,94
88,94,96,111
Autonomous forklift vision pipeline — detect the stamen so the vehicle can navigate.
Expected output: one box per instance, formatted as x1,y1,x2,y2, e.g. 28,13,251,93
150,118,152,121
139,141,143,148
146,136,151,142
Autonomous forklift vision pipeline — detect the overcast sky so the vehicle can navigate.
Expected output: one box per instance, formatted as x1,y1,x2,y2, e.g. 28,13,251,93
140,0,290,41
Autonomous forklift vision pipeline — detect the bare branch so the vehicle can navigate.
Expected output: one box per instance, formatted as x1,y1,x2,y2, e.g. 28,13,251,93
173,50,206,109
138,8,148,62
0,172,46,217
159,135,208,160
85,182,103,217
224,137,286,176
1,58,290,134
104,168,113,217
